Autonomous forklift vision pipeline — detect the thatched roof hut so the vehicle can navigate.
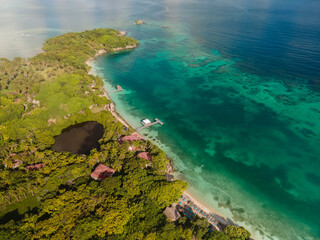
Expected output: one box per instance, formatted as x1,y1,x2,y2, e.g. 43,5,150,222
164,205,181,221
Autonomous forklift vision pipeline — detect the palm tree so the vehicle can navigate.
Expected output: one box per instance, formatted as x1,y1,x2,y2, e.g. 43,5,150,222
4,194,12,205
112,160,123,172
8,190,20,202
17,186,28,199
26,183,35,196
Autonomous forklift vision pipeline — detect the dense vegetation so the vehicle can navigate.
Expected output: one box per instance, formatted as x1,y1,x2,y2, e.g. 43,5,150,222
0,29,250,239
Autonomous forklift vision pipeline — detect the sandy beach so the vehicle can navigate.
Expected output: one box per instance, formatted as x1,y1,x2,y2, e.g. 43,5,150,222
183,190,229,225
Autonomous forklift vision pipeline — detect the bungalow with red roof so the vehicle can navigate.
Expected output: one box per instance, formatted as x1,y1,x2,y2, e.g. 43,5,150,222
12,160,21,168
138,152,153,167
26,163,45,171
3,154,21,168
138,152,152,161
118,132,143,143
8,153,17,158
3,160,21,169
91,163,115,181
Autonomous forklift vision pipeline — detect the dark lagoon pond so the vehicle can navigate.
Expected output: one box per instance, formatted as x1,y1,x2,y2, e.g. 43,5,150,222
52,121,104,154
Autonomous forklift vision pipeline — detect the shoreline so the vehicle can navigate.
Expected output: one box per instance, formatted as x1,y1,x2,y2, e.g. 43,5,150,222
183,190,229,225
86,45,137,129
85,36,233,233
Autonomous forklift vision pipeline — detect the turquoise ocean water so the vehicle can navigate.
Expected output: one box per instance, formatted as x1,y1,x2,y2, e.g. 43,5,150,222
94,22,320,240
1,0,320,239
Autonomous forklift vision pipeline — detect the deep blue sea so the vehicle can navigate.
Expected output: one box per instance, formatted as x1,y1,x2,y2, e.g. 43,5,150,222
1,0,320,239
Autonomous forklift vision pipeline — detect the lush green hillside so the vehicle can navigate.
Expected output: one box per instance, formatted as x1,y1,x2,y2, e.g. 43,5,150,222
0,29,250,240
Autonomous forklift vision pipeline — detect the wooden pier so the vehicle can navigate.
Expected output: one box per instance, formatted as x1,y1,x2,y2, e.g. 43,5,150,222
136,118,164,130
108,85,123,93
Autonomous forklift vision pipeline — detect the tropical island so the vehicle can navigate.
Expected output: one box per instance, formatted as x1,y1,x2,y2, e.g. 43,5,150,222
0,28,251,239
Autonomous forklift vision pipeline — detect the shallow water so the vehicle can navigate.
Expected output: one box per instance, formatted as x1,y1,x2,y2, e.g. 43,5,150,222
95,22,320,240
1,0,320,239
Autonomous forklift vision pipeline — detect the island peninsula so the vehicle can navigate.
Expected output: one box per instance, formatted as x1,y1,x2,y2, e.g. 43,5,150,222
0,28,250,240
